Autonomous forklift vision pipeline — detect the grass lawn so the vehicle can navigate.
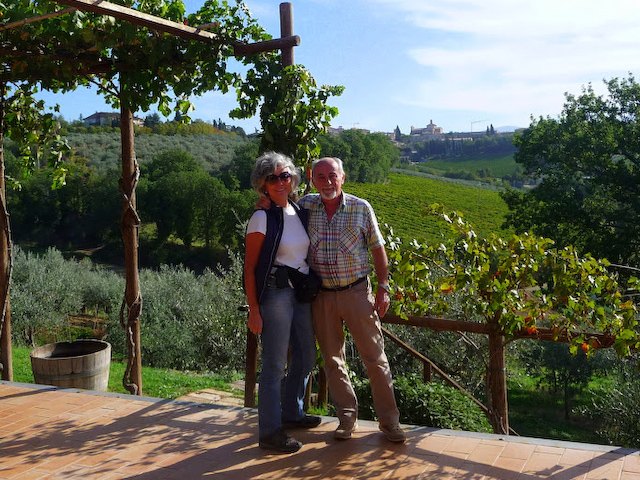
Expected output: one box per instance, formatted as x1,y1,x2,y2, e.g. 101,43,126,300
10,345,244,401
507,369,607,446
347,173,510,243
423,154,518,178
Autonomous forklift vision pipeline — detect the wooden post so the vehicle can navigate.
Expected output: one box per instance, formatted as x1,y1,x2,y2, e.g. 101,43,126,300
120,106,142,395
303,376,312,410
488,325,508,434
242,1,299,409
423,361,432,383
0,85,12,381
280,3,294,67
317,366,328,407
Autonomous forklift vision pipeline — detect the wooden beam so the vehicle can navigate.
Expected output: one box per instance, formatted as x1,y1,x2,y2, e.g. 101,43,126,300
488,326,508,434
512,327,617,348
383,314,496,335
279,3,294,66
120,108,143,395
384,315,620,350
233,35,300,57
0,86,12,382
51,0,299,57
244,329,258,408
0,8,76,32
53,0,231,43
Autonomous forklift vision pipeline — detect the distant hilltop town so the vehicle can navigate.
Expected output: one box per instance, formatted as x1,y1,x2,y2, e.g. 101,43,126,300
409,119,444,138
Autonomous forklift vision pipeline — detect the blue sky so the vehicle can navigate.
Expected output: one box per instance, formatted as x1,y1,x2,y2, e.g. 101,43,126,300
40,0,640,134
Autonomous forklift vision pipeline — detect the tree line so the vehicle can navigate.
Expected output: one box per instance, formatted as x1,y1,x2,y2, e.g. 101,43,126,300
400,133,517,163
2,128,400,270
56,115,249,138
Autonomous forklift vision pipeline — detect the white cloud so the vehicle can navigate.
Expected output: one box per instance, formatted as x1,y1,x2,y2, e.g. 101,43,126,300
367,0,640,125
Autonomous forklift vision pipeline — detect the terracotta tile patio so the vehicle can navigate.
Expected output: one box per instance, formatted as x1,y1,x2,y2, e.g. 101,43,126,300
1,381,639,479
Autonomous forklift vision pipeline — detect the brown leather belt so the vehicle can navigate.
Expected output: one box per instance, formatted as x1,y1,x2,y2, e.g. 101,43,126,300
321,276,367,292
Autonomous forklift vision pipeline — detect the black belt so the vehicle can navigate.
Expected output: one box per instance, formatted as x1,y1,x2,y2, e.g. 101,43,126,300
321,276,367,292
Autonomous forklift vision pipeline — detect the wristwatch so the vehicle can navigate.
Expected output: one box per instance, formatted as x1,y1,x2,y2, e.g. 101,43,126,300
378,283,391,293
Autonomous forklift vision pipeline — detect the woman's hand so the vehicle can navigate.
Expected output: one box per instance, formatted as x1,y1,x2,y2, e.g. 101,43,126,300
244,230,266,335
247,309,263,335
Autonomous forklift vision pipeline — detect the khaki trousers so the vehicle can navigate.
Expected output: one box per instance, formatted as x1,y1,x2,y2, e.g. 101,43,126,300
312,277,400,426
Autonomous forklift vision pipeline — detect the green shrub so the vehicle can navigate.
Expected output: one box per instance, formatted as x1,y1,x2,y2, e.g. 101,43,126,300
11,247,86,345
11,245,247,375
580,377,640,448
351,373,492,433
379,324,488,399
106,252,247,373
80,267,124,318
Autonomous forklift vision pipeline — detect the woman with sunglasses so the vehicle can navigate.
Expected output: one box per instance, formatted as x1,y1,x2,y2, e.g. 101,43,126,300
244,151,320,453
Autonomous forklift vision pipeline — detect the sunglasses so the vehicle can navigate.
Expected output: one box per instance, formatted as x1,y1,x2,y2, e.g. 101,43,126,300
266,172,293,184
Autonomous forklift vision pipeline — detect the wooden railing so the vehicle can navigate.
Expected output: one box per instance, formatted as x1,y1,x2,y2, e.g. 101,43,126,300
379,325,490,417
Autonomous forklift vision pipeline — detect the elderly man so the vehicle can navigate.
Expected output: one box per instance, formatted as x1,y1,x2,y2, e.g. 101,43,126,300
298,157,406,443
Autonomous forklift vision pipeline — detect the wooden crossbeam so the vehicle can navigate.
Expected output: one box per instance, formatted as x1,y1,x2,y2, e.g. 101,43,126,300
0,8,76,32
384,313,619,349
383,314,496,335
52,0,300,56
54,0,228,42
233,36,300,56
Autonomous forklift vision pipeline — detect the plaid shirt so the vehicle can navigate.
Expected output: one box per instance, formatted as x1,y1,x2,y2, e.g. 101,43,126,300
298,193,385,288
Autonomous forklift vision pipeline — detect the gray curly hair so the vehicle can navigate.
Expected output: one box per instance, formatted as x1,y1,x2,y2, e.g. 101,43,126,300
250,151,301,195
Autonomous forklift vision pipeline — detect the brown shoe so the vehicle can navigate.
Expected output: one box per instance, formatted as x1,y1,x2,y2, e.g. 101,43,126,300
379,423,406,443
334,420,357,440
282,415,322,429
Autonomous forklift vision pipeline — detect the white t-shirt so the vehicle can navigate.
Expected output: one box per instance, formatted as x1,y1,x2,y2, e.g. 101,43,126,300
247,204,310,274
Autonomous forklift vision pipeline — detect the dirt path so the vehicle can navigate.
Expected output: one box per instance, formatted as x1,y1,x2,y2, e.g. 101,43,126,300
175,380,246,407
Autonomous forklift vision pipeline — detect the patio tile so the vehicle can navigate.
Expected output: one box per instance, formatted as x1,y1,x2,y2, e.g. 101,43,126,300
1,381,638,480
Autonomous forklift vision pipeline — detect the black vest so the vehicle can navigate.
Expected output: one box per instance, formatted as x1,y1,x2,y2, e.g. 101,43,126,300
254,202,309,304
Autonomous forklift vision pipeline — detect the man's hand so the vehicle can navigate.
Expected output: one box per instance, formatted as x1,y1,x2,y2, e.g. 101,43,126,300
371,245,390,318
374,287,390,318
255,194,271,210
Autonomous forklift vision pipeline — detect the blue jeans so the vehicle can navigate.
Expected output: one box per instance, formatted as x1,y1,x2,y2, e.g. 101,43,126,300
258,281,316,439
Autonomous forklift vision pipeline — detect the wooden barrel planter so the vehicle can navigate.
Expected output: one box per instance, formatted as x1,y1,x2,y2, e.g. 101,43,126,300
30,339,111,391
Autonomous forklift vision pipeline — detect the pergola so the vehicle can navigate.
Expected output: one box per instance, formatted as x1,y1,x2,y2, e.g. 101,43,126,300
0,0,299,395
